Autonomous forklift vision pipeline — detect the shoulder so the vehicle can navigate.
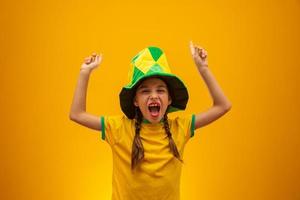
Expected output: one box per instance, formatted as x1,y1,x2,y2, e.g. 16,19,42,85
100,114,134,143
169,113,196,138
170,114,195,126
101,115,133,129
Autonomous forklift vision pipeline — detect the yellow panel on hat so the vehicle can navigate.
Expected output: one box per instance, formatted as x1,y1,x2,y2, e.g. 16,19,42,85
126,62,135,84
156,53,171,73
133,48,155,74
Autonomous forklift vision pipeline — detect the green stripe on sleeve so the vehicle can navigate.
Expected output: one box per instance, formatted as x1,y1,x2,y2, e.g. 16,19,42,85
101,116,105,140
191,114,196,137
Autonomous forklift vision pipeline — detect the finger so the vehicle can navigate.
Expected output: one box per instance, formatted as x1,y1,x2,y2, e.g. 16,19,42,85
91,55,95,62
197,48,202,56
196,45,203,51
190,40,194,46
86,56,92,63
85,56,92,64
92,52,97,57
98,54,103,63
95,55,100,64
199,49,204,57
201,51,207,58
189,41,195,55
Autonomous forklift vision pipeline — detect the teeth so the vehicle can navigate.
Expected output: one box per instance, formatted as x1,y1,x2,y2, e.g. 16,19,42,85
149,103,159,107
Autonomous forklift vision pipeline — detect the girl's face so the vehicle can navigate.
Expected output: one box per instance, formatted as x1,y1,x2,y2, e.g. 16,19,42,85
134,77,172,124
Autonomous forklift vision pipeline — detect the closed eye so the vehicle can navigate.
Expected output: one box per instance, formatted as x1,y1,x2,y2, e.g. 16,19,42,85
157,89,166,93
140,89,150,93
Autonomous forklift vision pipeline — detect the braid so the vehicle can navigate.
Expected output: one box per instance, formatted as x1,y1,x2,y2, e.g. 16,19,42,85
163,113,183,163
131,107,144,170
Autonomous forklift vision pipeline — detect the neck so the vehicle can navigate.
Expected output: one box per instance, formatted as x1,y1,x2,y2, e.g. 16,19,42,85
142,118,163,124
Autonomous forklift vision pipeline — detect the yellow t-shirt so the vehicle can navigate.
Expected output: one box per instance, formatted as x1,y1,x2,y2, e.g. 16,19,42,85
100,114,196,200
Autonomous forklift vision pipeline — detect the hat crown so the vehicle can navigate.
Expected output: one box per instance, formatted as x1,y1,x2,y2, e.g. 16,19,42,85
127,46,171,86
119,46,189,119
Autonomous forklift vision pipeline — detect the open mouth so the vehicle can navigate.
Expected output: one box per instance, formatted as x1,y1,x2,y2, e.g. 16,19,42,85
148,103,160,117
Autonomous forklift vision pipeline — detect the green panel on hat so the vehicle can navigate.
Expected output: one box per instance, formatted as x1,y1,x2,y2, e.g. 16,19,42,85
131,53,140,62
148,47,163,61
130,65,144,86
148,63,163,73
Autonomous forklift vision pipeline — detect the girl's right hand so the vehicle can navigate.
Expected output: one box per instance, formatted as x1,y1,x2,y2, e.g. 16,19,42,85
80,52,102,72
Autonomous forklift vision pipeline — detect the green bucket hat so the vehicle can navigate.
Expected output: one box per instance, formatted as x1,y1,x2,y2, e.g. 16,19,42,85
119,46,189,119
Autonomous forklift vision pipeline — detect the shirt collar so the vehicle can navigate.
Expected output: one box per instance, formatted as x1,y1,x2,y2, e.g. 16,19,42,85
142,118,164,124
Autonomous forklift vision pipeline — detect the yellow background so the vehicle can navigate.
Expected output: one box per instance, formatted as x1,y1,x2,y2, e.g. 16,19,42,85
1,0,300,199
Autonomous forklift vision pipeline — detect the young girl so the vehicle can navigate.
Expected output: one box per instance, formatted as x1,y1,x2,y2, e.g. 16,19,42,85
69,42,231,200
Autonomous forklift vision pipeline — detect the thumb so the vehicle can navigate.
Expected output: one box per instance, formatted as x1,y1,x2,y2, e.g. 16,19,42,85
96,54,100,64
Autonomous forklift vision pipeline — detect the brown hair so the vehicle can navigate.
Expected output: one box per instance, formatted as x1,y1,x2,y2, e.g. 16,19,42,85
131,107,183,170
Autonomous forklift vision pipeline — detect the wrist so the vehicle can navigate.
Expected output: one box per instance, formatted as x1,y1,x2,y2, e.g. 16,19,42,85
80,68,92,75
197,65,209,73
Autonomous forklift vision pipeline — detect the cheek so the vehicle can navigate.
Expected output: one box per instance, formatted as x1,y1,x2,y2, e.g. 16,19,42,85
134,95,146,106
161,93,170,101
134,95,141,106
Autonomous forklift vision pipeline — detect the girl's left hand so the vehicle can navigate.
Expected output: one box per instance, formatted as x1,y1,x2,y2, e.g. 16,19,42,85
189,41,208,69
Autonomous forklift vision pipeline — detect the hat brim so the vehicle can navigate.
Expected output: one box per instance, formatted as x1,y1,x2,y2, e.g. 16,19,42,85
119,72,189,119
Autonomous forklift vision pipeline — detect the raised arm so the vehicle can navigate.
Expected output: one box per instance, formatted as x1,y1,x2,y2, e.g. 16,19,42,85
69,53,103,131
189,41,232,129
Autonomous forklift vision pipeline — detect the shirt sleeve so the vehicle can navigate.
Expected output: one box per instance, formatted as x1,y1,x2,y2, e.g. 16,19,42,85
173,114,196,144
100,115,124,146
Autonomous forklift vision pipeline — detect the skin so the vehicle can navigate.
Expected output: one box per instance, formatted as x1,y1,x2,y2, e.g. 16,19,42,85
69,41,231,131
133,77,172,124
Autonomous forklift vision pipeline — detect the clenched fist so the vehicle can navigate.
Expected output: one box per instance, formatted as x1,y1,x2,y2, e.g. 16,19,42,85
80,52,103,72
189,41,208,69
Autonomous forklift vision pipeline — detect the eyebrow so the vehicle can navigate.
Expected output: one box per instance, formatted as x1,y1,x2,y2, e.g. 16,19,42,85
137,84,167,90
157,85,167,89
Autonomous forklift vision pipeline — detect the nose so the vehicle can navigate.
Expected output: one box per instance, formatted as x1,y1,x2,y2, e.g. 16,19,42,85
149,91,158,99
